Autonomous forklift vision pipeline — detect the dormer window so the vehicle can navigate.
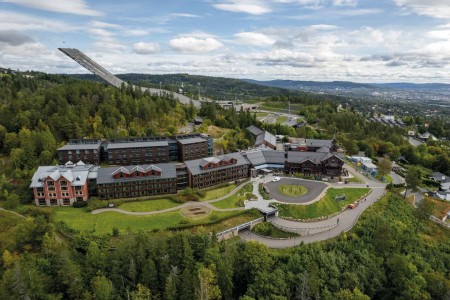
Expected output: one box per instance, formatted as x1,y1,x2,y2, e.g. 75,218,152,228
47,181,54,186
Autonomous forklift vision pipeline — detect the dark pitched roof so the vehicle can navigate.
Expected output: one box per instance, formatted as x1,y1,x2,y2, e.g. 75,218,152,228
97,163,176,184
246,125,264,137
287,151,342,164
245,150,285,167
185,152,249,176
305,139,334,148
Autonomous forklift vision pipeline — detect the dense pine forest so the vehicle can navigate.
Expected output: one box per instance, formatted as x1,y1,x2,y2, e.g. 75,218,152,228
1,192,449,299
0,72,449,299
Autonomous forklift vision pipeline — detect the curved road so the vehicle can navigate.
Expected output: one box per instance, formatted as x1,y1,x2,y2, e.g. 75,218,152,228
239,163,387,248
265,178,328,204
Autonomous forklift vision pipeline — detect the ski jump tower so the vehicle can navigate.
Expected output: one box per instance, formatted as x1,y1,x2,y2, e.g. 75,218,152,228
58,48,200,108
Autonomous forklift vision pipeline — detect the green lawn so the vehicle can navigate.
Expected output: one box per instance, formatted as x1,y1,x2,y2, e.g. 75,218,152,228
345,176,364,183
252,222,298,239
199,184,236,201
377,174,393,183
276,116,289,124
277,184,308,197
256,112,269,119
54,206,250,235
274,188,370,220
211,183,253,209
118,198,180,212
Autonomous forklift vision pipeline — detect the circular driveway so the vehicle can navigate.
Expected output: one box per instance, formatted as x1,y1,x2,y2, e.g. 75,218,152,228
265,177,328,204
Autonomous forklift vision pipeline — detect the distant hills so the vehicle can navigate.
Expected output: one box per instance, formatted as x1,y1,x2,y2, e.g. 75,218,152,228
243,79,450,92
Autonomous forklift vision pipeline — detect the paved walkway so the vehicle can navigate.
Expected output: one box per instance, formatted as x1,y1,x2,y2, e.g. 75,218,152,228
390,171,405,185
239,163,387,248
92,181,249,215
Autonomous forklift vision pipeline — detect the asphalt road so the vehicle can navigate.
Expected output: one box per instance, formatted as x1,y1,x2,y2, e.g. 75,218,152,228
240,163,387,248
265,178,328,204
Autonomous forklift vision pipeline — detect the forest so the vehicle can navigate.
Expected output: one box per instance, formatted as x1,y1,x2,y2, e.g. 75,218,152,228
0,71,449,299
1,192,449,299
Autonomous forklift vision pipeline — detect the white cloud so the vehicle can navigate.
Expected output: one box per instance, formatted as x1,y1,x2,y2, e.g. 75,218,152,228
87,28,114,37
170,13,201,18
132,42,161,54
332,0,357,6
213,0,271,15
310,24,339,30
2,0,101,16
394,0,450,19
169,37,224,52
0,11,78,32
91,21,122,29
234,32,276,46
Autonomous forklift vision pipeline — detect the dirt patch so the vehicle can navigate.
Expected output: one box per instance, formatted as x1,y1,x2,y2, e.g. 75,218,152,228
180,205,212,218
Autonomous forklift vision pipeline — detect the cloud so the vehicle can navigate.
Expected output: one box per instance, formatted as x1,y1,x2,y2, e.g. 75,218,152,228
386,60,408,67
234,32,276,46
169,37,224,52
170,13,201,18
394,0,450,19
87,28,114,37
213,0,271,15
0,11,79,32
132,42,161,54
0,30,33,46
332,0,357,6
310,24,339,30
2,0,101,16
91,21,122,29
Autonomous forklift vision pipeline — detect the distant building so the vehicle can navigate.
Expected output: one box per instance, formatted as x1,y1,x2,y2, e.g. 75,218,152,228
287,138,337,152
193,116,203,125
185,152,250,189
106,137,170,165
30,161,97,206
96,163,177,200
361,161,378,174
285,152,344,176
176,134,211,161
246,125,277,150
57,139,102,165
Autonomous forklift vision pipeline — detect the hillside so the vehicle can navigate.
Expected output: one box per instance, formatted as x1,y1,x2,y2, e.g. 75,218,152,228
68,73,343,102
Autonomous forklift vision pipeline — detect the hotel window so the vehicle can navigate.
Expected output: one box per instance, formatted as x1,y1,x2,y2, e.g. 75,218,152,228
47,181,54,186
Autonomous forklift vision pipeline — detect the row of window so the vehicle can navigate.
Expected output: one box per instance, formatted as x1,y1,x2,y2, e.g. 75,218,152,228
99,188,176,199
66,150,98,154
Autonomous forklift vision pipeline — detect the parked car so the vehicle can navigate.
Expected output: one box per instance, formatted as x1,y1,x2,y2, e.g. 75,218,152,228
272,176,281,182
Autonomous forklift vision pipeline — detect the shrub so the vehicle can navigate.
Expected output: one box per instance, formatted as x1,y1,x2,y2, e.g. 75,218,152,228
73,201,88,208
112,227,119,237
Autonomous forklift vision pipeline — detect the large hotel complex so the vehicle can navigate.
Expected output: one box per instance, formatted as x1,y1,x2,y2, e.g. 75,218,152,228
31,126,344,206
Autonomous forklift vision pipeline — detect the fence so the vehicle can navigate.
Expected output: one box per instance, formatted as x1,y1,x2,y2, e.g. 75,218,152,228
216,217,264,240
430,215,450,228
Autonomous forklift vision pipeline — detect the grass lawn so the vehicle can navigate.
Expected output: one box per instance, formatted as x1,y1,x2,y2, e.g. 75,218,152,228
54,206,249,235
276,116,289,124
377,174,393,183
118,198,180,212
345,176,364,183
277,184,308,197
252,222,298,239
199,184,236,201
211,183,253,209
256,112,269,119
274,188,370,220
195,209,262,233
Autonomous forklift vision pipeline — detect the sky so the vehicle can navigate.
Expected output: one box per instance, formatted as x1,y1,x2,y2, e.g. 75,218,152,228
1,0,450,83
